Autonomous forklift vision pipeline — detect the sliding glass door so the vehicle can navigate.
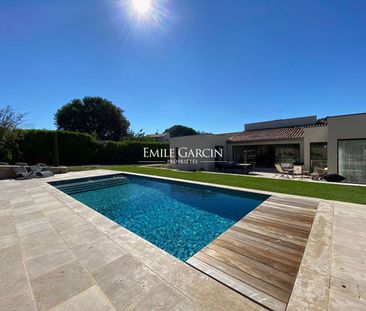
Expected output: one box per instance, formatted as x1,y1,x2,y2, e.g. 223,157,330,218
275,144,300,164
232,144,299,167
310,143,327,171
338,139,366,184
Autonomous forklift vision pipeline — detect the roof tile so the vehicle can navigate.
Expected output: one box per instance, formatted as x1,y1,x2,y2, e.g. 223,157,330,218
228,122,327,143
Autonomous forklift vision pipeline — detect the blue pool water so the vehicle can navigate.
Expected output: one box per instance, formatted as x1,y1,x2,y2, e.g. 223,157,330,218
53,175,267,261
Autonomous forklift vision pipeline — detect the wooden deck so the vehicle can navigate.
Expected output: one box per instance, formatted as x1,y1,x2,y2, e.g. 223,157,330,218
187,196,318,311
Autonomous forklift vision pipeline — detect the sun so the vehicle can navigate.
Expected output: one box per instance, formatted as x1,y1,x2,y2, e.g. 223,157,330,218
132,0,152,15
114,0,173,37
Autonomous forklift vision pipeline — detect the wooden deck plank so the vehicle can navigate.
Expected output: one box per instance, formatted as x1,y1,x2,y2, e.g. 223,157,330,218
215,236,301,270
260,203,317,218
245,212,312,233
187,257,287,311
202,245,294,291
244,212,313,233
189,195,318,311
266,197,318,209
211,239,299,275
258,205,315,223
219,232,303,264
193,252,291,303
229,226,306,254
243,217,311,238
234,222,309,247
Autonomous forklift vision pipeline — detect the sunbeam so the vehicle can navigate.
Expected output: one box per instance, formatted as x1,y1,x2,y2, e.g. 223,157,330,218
111,0,174,43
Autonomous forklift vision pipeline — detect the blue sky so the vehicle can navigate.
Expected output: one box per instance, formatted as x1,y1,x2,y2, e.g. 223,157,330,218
1,0,366,134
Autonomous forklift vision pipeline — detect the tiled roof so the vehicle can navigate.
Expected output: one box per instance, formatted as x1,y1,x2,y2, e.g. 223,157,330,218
228,120,327,143
148,133,168,138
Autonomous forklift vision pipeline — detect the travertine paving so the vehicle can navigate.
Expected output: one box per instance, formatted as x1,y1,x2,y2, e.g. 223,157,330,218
287,201,366,310
1,169,365,311
0,170,263,311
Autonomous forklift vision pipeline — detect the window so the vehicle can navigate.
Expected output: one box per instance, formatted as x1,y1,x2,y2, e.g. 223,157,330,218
243,146,257,164
232,144,300,167
338,139,366,184
275,144,300,164
175,147,179,162
310,143,327,171
214,146,224,168
232,146,245,163
214,146,224,162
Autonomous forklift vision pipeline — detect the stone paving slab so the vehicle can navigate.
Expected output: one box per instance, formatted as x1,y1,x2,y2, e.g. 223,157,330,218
0,245,30,298
0,287,36,311
30,261,95,311
93,254,161,310
51,285,116,311
25,249,77,281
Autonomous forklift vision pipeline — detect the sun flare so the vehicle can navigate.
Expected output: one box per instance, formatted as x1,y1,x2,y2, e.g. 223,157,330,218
114,0,173,40
132,0,152,15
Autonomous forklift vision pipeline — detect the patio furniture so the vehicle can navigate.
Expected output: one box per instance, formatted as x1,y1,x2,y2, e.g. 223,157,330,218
274,163,290,178
323,174,346,182
30,164,54,178
0,162,9,165
15,162,28,166
311,167,326,181
13,166,35,180
292,165,310,178
282,163,294,171
36,163,48,167
216,161,252,174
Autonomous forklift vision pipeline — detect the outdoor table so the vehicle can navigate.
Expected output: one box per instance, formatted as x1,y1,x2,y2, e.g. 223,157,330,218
238,163,253,174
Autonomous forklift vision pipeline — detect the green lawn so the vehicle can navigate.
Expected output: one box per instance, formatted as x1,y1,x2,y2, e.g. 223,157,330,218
72,165,366,205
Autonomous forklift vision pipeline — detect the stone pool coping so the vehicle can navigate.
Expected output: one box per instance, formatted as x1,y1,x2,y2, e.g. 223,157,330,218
1,169,365,310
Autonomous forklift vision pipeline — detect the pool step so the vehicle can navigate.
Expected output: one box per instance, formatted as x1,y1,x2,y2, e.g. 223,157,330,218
56,177,129,194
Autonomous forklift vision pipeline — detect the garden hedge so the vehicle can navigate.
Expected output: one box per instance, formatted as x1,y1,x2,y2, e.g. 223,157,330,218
7,129,168,166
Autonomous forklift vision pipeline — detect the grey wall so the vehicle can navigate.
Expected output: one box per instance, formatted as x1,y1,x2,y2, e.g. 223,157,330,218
169,134,232,171
303,126,328,171
327,114,366,174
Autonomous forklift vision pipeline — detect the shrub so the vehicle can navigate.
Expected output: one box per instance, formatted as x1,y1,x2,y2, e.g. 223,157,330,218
95,141,169,164
53,132,59,166
14,129,55,164
11,129,168,165
57,131,95,165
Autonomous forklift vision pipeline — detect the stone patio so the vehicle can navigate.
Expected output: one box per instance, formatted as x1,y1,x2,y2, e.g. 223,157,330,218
0,169,365,310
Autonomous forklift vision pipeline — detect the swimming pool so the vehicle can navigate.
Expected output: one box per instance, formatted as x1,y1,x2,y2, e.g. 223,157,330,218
51,174,268,261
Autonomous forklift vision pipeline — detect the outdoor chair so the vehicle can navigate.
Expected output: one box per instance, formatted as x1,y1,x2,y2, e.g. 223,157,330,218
36,163,48,167
292,165,310,178
274,163,290,178
13,166,35,180
15,162,28,166
311,167,326,181
30,164,54,178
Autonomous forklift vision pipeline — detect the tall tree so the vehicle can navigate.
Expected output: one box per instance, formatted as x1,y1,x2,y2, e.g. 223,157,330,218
55,97,130,141
164,125,198,137
0,105,26,162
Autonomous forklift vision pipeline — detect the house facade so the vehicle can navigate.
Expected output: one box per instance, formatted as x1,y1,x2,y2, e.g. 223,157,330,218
169,113,366,184
147,133,170,142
